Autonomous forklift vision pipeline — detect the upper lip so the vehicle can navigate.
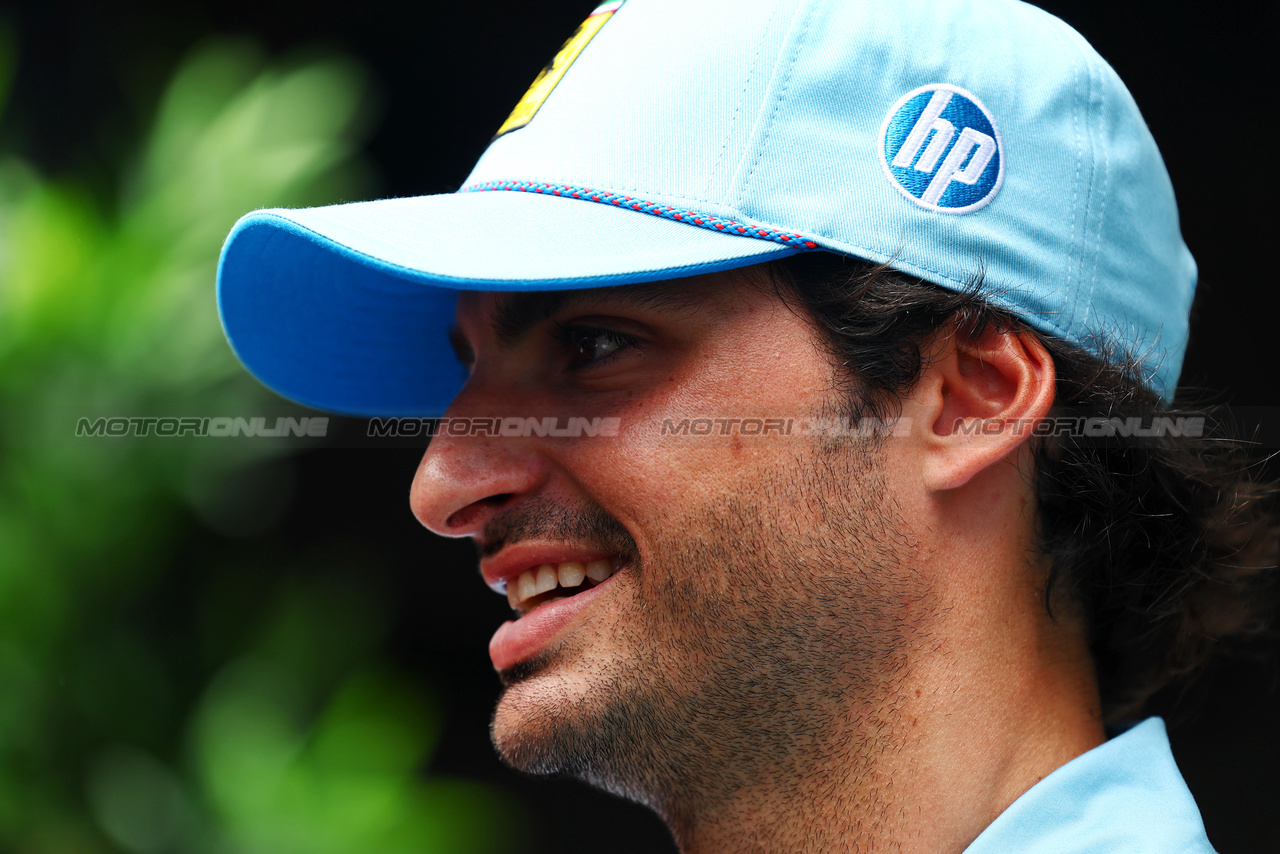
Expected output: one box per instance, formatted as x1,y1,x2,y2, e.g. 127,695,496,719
480,541,618,594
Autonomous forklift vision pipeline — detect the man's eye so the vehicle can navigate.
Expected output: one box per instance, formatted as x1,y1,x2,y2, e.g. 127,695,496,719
562,325,639,366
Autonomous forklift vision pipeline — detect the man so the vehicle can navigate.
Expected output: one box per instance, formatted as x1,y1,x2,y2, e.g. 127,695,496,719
217,0,1277,851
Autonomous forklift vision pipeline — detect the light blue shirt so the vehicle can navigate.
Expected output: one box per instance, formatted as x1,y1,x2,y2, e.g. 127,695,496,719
964,718,1216,853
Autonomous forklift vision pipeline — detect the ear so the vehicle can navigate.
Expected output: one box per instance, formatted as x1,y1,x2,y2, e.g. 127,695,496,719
908,323,1056,491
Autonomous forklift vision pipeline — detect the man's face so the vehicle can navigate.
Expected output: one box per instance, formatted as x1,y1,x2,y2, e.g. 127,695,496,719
410,269,935,819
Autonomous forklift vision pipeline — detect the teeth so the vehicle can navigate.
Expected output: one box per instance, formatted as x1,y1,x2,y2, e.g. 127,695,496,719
558,562,585,587
535,565,558,595
506,558,618,610
517,572,539,603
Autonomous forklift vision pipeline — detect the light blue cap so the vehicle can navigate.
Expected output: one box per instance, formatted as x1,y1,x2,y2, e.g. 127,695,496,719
218,0,1196,415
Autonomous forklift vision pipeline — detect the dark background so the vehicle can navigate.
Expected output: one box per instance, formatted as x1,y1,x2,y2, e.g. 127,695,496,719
2,1,1277,852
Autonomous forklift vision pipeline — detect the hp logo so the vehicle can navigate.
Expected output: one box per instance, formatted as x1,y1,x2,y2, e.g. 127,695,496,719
880,84,1004,214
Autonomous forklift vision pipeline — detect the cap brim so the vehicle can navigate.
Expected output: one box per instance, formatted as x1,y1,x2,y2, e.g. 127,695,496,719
217,190,796,416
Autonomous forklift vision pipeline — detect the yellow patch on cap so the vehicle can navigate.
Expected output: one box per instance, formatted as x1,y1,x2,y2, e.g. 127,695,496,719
496,1,624,137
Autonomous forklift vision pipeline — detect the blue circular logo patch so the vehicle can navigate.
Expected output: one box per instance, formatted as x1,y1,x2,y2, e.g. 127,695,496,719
879,84,1004,214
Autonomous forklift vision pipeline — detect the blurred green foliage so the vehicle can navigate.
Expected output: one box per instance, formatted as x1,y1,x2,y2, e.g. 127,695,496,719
0,34,516,854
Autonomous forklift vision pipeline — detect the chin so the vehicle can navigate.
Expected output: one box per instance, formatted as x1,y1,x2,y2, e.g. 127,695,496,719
489,657,594,774
491,689,573,776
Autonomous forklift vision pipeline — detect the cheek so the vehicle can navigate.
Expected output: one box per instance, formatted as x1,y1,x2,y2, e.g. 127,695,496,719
563,399,831,528
582,411,745,519
549,309,840,540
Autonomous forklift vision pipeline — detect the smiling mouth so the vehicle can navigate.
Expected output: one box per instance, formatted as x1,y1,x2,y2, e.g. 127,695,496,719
506,558,621,615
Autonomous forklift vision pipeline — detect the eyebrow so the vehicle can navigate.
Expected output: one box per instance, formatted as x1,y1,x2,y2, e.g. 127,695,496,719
447,292,575,366
491,290,579,344
447,280,712,363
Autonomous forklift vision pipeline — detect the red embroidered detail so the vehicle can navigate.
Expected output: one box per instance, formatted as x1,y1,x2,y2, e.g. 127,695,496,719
460,180,819,253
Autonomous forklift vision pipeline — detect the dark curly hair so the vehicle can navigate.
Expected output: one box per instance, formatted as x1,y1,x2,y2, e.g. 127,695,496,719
767,252,1280,721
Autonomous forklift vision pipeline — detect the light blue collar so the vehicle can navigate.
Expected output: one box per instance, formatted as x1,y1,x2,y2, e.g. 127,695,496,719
964,718,1215,853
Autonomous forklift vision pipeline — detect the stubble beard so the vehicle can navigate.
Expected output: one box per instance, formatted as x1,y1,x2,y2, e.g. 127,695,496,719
490,435,934,844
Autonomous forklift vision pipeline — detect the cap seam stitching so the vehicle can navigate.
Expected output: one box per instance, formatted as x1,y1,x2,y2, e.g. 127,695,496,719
1081,46,1110,341
699,2,780,201
1046,17,1084,332
1074,30,1098,336
734,0,817,210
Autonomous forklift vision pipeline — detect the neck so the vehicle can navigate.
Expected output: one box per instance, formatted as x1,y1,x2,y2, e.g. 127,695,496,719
663,538,1104,853
667,641,1103,854
661,702,910,853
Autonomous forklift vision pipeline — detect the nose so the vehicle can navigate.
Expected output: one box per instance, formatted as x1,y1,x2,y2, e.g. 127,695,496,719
410,405,552,539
